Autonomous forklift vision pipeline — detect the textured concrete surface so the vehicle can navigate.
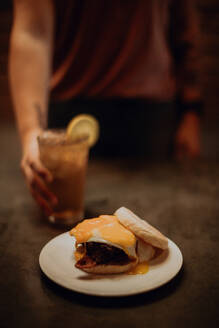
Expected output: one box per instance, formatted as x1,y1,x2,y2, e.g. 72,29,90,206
0,124,219,328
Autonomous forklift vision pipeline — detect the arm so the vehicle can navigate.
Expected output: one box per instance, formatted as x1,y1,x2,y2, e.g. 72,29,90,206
169,0,203,160
9,0,57,213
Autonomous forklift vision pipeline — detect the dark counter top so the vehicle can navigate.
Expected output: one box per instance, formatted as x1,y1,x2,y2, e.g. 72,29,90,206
0,124,219,328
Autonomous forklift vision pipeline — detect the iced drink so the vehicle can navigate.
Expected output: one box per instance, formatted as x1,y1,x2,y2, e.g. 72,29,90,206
38,130,89,226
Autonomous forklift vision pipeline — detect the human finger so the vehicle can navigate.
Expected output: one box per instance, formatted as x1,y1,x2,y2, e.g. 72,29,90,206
30,188,53,216
23,165,55,213
29,159,53,183
29,172,58,206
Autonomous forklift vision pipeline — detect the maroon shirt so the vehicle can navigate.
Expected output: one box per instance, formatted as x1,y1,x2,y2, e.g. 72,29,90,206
51,0,201,108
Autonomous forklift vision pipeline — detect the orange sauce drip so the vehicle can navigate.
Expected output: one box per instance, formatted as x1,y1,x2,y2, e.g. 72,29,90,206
70,215,135,247
74,250,84,262
127,262,149,275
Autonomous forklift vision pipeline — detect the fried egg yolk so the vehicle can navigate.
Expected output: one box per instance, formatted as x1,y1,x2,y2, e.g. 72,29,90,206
70,215,136,257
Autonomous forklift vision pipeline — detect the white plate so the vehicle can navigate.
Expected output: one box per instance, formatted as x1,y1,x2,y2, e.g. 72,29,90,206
39,232,183,297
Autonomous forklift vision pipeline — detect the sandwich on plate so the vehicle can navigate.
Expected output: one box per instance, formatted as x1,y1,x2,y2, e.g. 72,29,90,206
69,207,168,274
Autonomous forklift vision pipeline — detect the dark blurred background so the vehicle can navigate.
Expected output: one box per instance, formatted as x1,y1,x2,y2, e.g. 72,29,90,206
0,0,219,158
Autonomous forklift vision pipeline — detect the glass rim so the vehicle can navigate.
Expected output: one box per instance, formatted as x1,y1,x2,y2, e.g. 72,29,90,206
37,129,89,147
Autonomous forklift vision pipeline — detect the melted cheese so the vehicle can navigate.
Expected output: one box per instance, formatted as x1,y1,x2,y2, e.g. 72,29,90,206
74,243,85,261
127,262,149,275
70,215,136,248
74,250,84,262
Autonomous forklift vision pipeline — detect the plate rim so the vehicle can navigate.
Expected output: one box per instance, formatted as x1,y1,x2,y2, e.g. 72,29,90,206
39,232,183,297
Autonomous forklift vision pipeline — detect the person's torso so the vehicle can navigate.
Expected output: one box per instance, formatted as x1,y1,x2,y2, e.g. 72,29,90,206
51,0,176,101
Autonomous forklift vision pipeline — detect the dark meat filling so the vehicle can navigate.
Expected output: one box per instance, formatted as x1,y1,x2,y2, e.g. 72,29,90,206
75,242,132,269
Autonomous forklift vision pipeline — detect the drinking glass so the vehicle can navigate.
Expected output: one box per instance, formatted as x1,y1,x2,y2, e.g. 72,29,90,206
38,130,89,226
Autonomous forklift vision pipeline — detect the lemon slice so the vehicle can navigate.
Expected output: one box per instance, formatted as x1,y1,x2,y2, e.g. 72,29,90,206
66,114,99,147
